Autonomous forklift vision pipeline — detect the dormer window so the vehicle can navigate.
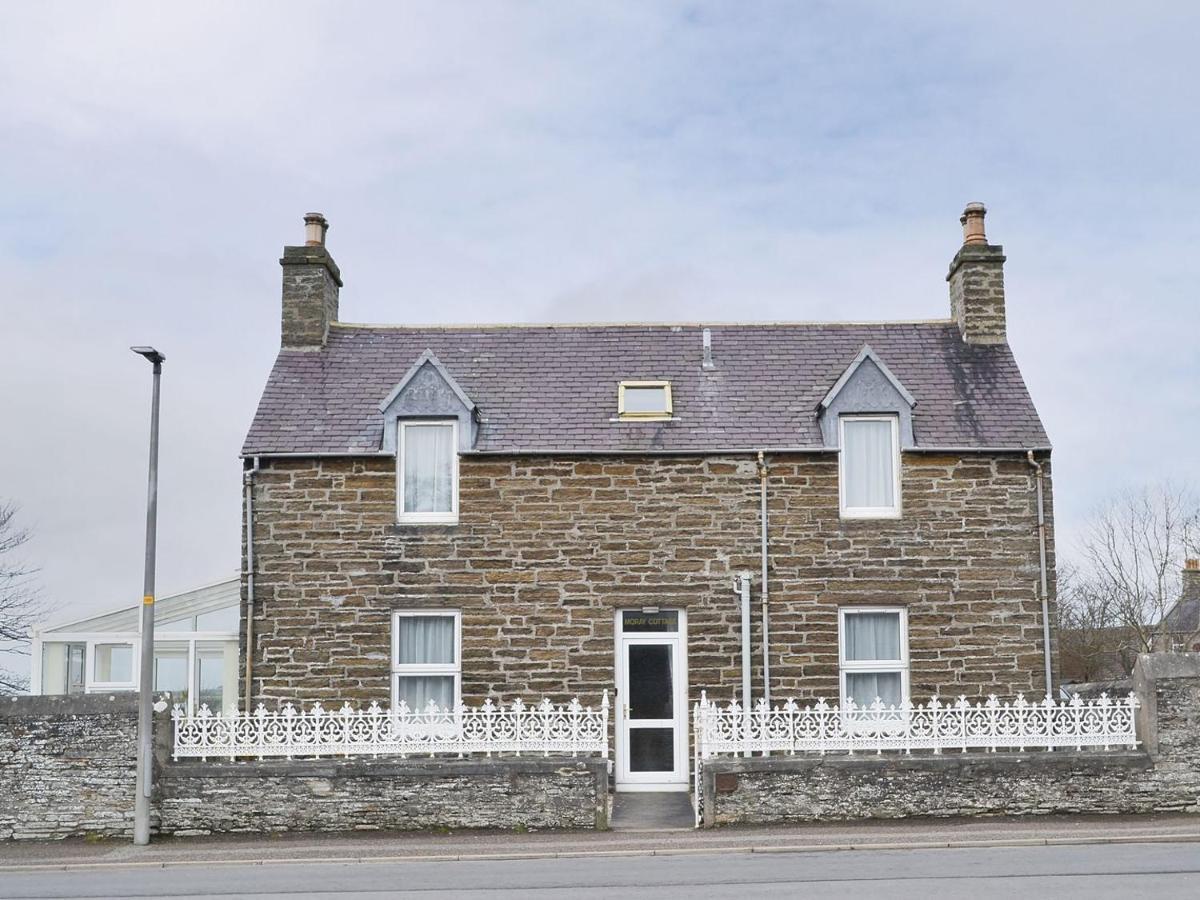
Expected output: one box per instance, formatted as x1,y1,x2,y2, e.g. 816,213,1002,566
398,420,458,524
839,414,901,519
618,381,672,420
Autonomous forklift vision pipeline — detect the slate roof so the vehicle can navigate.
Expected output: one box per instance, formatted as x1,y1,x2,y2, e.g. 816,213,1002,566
242,321,1050,455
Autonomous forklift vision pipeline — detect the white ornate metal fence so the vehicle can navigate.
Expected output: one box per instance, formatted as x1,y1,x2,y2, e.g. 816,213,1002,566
694,691,1140,758
692,690,1140,827
171,694,609,761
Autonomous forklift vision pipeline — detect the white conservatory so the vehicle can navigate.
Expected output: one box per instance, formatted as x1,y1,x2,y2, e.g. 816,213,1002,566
30,576,239,714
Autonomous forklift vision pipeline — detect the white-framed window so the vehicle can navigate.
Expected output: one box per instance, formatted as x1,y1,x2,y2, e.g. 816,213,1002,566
88,640,136,690
839,414,901,519
397,420,459,524
618,381,673,420
838,607,909,709
391,610,461,711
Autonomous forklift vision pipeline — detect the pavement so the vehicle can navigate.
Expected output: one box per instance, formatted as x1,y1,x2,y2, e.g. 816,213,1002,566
1,839,1198,898
0,813,1198,872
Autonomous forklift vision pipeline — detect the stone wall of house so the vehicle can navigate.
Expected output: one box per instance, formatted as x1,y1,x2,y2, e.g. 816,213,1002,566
244,451,1055,707
158,757,607,835
0,694,139,840
700,653,1200,826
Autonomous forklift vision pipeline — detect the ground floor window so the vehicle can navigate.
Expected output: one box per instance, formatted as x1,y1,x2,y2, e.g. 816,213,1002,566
392,610,460,711
153,640,239,714
92,642,134,685
838,607,909,708
38,638,237,713
40,642,86,695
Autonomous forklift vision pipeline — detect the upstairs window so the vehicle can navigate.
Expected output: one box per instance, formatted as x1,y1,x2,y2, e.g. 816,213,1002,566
618,381,672,420
398,421,458,523
839,414,901,518
839,607,909,709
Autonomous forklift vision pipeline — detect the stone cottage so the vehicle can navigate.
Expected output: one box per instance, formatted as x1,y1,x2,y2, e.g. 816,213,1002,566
240,204,1054,792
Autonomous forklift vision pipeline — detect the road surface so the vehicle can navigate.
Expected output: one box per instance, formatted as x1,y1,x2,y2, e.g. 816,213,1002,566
2,841,1197,898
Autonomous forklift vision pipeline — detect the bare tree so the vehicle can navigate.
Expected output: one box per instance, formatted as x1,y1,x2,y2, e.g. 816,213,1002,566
1080,483,1200,659
1056,562,1130,682
0,502,41,694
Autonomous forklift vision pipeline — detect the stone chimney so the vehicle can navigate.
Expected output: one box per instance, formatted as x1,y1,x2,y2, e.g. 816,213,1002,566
946,202,1007,345
280,212,342,349
1183,559,1200,604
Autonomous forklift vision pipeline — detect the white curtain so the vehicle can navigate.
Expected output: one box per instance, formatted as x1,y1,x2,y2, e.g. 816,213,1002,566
844,612,901,661
395,675,455,710
396,616,455,665
404,424,454,513
844,419,895,508
846,672,902,707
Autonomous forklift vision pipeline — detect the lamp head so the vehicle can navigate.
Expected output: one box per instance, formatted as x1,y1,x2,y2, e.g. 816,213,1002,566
130,346,165,365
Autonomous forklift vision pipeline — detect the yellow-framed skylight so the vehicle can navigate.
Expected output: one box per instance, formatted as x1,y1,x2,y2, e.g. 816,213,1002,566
618,381,673,420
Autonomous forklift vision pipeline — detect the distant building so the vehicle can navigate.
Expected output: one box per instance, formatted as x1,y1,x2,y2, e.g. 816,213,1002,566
30,577,239,713
1161,559,1200,652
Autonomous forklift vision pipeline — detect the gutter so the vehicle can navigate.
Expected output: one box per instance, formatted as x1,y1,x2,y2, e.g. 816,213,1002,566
239,445,1053,461
243,455,261,713
1026,451,1053,697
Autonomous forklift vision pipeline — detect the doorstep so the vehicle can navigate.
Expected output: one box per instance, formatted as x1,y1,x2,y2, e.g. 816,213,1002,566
610,792,695,831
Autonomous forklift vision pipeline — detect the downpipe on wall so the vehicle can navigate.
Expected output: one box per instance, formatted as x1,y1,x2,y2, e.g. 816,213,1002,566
1026,451,1053,698
736,571,752,758
757,451,770,706
243,456,261,713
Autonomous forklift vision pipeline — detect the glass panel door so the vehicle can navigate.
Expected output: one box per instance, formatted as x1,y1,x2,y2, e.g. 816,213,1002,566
617,610,686,791
627,644,674,772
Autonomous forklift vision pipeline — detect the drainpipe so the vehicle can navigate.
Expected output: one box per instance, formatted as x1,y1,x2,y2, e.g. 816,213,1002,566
1026,451,1053,698
736,572,752,758
242,456,261,713
757,451,770,705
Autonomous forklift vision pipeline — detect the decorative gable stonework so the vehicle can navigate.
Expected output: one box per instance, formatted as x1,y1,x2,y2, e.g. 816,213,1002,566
378,350,478,453
818,345,916,448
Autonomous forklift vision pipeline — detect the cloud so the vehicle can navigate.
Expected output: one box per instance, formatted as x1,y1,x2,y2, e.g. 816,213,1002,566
0,2,1197,677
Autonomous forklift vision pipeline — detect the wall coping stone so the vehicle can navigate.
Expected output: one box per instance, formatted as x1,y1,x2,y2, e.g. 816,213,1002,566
2,693,137,718
162,756,607,781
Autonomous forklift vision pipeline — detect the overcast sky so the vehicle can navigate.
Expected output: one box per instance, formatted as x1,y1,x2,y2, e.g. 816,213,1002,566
2,3,1198,678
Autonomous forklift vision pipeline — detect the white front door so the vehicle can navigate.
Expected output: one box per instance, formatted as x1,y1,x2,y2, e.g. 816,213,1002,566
615,609,688,791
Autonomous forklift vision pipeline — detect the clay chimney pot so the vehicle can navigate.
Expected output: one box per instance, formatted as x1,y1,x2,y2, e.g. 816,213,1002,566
304,212,329,247
961,202,987,245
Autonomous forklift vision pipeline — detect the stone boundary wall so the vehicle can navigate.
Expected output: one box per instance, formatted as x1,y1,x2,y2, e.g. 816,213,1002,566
1065,678,1133,701
159,757,607,836
0,695,607,840
0,694,139,841
701,653,1200,827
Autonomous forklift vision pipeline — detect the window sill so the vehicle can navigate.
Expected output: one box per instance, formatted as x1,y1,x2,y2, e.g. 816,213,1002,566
395,516,459,527
839,509,902,521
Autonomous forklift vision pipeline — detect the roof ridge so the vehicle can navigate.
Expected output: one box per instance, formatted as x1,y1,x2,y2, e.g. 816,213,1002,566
329,318,956,331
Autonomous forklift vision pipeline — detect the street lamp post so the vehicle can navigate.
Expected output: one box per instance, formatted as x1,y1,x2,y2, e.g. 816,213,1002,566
131,345,164,846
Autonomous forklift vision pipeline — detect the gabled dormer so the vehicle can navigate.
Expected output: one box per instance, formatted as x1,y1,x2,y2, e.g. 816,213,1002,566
379,349,479,454
817,345,916,449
